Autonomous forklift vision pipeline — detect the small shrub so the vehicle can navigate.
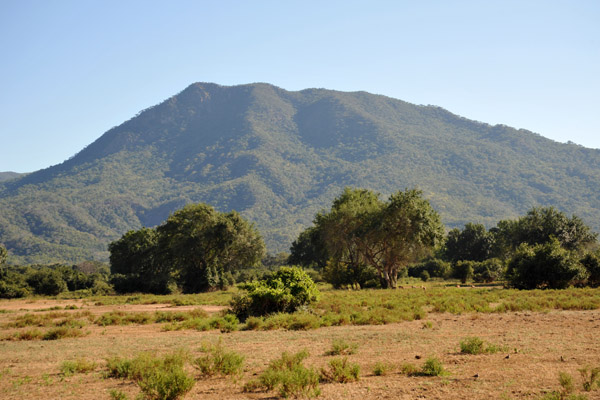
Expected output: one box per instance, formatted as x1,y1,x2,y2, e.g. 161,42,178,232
14,329,43,341
243,316,263,330
320,357,360,383
245,350,320,398
137,366,195,400
400,363,420,376
326,339,358,356
109,389,129,400
372,361,392,376
421,357,448,377
193,341,245,377
105,350,193,400
459,337,503,355
42,327,85,340
60,358,97,376
559,371,575,394
578,366,600,391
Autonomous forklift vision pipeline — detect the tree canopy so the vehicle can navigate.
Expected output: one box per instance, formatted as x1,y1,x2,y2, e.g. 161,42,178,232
494,207,597,256
157,204,265,293
108,203,266,294
308,188,444,288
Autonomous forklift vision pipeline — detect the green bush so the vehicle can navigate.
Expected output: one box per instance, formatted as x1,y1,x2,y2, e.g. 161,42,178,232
372,361,392,376
460,337,503,354
60,358,97,376
0,280,29,299
231,266,319,319
581,253,600,287
42,327,86,340
137,366,194,400
473,258,505,283
105,351,193,400
26,268,68,295
421,357,447,376
109,389,129,400
453,261,474,283
507,239,587,289
193,341,245,377
320,357,360,383
245,350,320,398
408,258,451,279
325,339,358,356
578,365,600,391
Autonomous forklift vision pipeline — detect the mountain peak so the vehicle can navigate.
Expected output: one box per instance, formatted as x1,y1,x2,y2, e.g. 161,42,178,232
1,83,599,264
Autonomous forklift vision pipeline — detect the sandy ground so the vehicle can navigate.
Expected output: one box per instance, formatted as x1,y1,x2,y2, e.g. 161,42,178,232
0,300,599,399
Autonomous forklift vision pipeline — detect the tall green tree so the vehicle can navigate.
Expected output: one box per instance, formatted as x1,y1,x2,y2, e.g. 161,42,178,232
314,188,444,288
494,207,597,257
443,223,495,263
157,204,265,293
108,228,170,294
288,226,329,269
362,189,445,288
316,188,381,288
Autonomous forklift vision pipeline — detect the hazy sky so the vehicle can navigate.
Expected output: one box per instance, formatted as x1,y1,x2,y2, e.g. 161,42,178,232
1,0,599,172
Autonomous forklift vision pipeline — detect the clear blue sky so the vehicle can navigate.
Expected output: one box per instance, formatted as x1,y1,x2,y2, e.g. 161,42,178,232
1,0,599,172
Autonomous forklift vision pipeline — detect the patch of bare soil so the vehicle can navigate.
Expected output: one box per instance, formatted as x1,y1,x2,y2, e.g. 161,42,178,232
0,300,599,399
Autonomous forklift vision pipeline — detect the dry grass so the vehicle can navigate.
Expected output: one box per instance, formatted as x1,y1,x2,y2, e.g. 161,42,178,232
0,289,600,399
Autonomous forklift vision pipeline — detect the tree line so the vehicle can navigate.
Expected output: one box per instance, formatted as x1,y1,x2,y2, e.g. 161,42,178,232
1,187,600,298
289,189,600,290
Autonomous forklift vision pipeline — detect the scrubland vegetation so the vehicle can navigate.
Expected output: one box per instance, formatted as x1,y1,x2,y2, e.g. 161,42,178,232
1,189,600,398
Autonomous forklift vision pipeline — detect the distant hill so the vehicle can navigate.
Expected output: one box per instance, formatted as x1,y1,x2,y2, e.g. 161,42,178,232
1,82,600,264
0,172,24,182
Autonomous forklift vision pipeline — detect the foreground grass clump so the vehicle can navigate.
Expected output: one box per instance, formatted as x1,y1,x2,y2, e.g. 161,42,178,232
401,357,449,377
578,366,600,392
106,350,194,400
325,339,358,356
193,341,245,377
460,336,504,354
372,361,393,376
538,371,591,400
43,327,87,340
60,358,97,376
244,350,320,398
319,357,360,383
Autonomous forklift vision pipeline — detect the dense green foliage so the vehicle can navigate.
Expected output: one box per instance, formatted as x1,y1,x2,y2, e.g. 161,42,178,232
0,245,6,266
441,207,598,288
2,83,600,263
303,188,443,288
444,223,495,263
232,266,319,319
0,263,110,298
494,207,597,256
506,239,588,289
109,203,265,294
109,228,168,294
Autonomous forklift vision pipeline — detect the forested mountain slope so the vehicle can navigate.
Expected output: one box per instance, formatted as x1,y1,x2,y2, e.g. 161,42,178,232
1,82,599,263
0,172,24,182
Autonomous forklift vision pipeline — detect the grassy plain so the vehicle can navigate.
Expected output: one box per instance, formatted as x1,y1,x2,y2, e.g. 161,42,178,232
1,284,600,399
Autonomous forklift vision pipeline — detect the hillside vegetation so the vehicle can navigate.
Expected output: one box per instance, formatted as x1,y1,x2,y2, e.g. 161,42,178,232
1,82,600,263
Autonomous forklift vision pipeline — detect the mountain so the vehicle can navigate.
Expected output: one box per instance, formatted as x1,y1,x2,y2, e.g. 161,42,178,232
0,172,24,182
1,82,600,264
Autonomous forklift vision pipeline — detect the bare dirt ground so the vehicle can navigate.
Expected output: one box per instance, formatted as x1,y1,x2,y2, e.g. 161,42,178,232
0,299,599,399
